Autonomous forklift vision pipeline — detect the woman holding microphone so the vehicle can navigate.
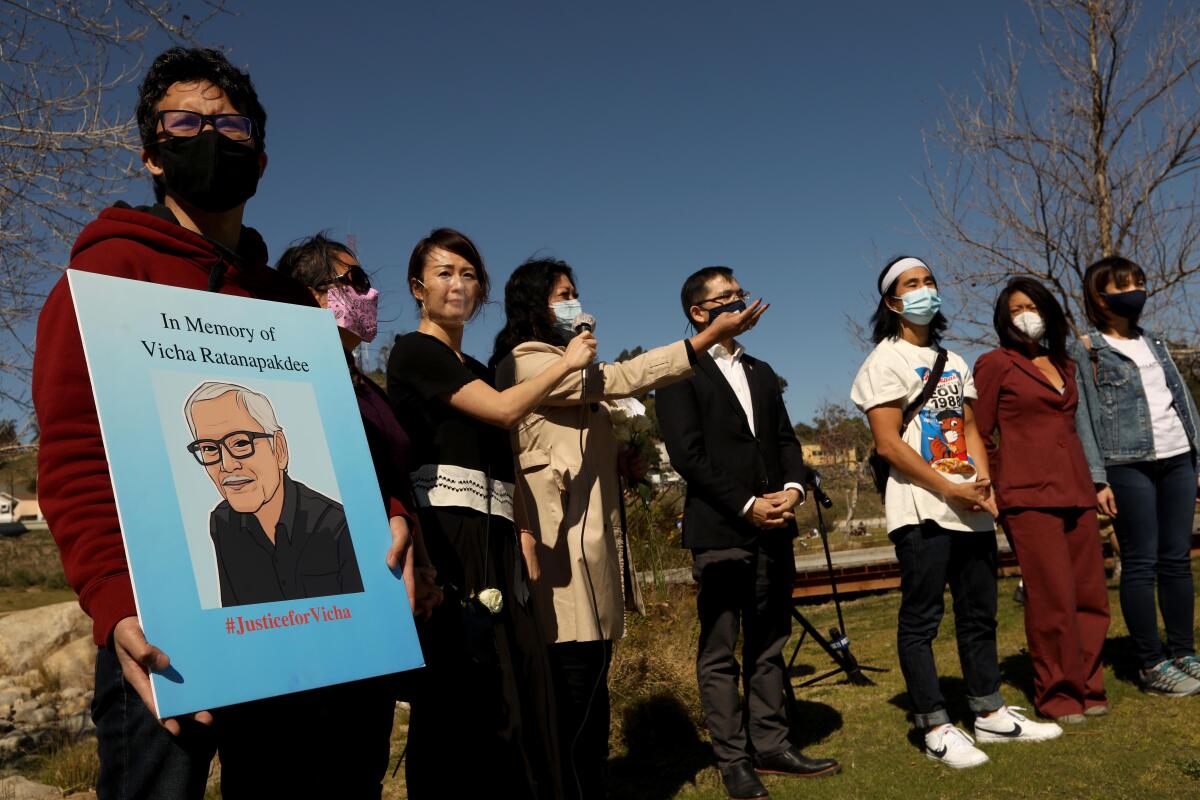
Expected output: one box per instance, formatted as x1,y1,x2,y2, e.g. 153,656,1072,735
491,257,764,799
387,230,597,799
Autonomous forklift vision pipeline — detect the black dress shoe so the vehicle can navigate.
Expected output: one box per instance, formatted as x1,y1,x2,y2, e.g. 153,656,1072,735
754,746,841,778
720,761,769,799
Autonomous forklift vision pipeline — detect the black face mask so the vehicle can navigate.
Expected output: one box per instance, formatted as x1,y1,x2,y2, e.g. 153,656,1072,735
1101,289,1147,321
707,298,746,324
155,131,261,213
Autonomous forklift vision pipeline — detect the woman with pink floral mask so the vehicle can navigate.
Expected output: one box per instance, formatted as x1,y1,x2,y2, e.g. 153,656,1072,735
276,233,441,619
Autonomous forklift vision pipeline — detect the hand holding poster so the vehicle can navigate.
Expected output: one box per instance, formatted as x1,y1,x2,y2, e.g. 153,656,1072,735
69,270,422,717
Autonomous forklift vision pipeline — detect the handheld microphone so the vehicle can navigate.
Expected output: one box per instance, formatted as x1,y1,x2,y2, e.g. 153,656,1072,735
573,313,596,333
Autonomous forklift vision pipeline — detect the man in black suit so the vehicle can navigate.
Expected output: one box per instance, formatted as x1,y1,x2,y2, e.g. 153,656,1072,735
658,267,841,799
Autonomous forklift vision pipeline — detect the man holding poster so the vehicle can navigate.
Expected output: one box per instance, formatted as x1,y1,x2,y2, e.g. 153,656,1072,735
33,48,402,799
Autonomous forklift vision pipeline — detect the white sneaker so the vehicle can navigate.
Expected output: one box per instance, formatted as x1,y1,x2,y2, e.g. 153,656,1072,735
924,723,989,768
974,706,1063,743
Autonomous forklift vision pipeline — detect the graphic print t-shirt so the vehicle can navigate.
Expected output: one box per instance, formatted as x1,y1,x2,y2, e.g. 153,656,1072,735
850,337,994,534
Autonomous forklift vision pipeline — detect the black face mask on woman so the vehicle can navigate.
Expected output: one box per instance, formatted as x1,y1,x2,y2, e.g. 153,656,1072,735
155,131,261,213
1101,289,1147,321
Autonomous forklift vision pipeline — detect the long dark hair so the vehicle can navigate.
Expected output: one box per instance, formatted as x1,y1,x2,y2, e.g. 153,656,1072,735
869,255,948,344
490,258,575,367
992,277,1069,365
407,227,490,320
1082,255,1146,332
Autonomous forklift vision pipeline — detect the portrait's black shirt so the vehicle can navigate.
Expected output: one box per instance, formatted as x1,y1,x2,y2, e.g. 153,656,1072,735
209,474,363,607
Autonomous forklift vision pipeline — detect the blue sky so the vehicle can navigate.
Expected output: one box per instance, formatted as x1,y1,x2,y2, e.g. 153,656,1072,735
22,1,1082,424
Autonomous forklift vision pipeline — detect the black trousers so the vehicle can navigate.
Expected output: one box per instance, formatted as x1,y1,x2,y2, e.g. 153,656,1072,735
691,536,794,770
93,646,397,800
550,640,613,800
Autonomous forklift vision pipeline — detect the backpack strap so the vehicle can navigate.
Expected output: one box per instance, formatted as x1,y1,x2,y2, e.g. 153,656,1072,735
1080,334,1099,383
899,348,947,434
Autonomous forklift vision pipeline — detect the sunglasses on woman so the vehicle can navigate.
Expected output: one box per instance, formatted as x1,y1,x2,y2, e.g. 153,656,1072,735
316,264,372,294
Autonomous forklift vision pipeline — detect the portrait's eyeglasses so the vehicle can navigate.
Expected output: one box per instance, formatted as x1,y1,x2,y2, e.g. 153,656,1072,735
316,264,372,294
155,110,255,143
187,431,274,466
698,289,750,306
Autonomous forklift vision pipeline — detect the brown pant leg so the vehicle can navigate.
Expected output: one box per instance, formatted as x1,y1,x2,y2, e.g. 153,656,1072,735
1004,509,1089,717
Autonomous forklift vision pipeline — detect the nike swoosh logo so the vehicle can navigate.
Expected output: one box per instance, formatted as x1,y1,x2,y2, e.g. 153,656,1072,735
987,722,1023,738
929,746,947,758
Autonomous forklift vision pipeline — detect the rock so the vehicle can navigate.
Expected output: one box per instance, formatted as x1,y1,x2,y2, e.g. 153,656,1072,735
0,686,30,705
66,792,98,800
0,776,61,799
0,731,31,758
13,704,55,727
0,602,90,675
43,635,96,692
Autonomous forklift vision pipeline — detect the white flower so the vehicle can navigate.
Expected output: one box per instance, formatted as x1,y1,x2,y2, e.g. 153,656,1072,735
477,587,504,614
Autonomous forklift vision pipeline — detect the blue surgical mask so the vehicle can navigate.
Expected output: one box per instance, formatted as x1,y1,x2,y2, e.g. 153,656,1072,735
893,287,942,325
550,299,583,337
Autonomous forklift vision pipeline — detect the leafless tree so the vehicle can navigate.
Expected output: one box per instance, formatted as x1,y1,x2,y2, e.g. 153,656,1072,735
0,0,226,422
917,0,1200,344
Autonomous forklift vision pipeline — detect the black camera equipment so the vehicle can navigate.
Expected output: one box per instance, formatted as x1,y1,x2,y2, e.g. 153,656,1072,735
784,475,887,696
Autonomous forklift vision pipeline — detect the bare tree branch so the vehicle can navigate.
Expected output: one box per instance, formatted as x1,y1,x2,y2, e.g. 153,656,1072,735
0,0,229,420
917,0,1200,346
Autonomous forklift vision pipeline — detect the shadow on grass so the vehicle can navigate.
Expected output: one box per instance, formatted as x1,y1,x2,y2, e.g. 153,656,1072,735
999,650,1036,707
785,697,843,751
608,694,712,800
1101,634,1143,685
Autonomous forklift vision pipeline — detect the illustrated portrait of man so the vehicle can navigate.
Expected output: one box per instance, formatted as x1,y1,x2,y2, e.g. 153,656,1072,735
184,381,363,607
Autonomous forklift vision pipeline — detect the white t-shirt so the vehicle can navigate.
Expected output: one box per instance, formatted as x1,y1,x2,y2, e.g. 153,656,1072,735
851,338,994,534
1101,334,1191,459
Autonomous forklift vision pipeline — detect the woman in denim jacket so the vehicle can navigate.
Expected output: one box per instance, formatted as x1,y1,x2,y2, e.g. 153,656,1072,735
1073,256,1200,696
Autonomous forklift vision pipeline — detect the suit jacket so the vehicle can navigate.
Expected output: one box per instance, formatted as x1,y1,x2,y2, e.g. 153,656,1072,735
210,474,364,607
973,347,1095,510
658,348,813,550
495,340,693,642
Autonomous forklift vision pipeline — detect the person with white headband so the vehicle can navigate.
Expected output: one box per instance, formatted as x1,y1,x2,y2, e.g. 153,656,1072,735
850,256,1063,770
972,277,1111,724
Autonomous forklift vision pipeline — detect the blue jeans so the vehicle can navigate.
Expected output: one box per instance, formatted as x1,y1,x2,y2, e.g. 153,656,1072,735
890,522,1004,729
1106,451,1197,669
93,645,397,799
93,646,214,800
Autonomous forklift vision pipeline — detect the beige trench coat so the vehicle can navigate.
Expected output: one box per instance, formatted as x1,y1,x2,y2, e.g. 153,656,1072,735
495,340,693,643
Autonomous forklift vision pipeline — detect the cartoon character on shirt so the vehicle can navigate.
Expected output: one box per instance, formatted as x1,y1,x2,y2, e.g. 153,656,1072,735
913,367,977,477
928,409,968,462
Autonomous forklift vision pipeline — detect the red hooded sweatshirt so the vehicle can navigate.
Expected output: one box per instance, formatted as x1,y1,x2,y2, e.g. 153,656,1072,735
33,204,316,647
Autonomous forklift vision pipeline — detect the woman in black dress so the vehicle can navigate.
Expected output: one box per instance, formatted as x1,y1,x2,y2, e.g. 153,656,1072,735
387,228,595,800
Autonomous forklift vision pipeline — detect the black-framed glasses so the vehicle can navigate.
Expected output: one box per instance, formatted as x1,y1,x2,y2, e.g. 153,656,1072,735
315,264,372,294
155,110,256,142
697,289,750,306
187,431,273,466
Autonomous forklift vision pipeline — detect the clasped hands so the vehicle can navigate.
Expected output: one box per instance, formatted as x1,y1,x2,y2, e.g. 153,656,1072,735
744,488,803,529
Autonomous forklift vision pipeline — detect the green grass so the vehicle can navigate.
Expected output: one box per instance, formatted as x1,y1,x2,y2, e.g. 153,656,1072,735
0,530,68,591
597,569,1200,800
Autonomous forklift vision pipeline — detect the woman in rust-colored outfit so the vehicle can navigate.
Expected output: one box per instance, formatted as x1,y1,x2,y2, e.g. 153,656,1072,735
973,277,1110,723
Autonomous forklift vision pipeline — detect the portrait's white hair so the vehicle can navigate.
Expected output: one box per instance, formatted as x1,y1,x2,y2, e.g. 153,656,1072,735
183,381,282,439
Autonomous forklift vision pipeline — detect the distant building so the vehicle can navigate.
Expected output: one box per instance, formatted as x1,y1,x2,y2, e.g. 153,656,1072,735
0,491,42,523
801,443,858,467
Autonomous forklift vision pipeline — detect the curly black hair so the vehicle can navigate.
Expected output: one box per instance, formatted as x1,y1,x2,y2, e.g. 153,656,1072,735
490,258,576,367
136,47,267,202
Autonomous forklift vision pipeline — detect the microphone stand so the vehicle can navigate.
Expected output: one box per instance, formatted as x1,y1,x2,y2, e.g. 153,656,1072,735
785,479,888,695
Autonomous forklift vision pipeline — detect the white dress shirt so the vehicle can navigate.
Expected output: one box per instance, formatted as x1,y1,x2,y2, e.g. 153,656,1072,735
708,341,806,516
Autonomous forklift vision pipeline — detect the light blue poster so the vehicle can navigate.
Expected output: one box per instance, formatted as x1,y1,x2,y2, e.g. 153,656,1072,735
69,270,423,717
